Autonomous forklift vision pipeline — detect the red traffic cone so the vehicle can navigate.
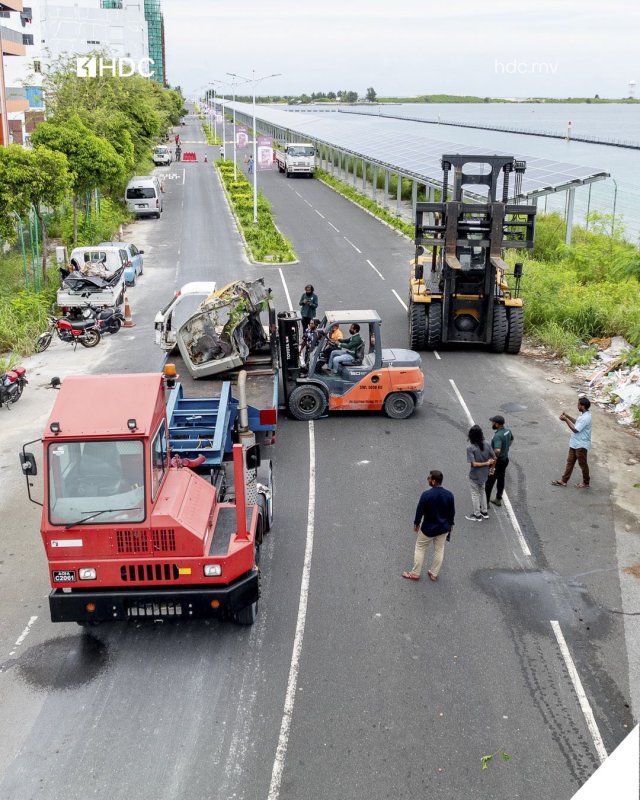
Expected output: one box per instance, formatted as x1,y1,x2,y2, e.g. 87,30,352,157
123,295,135,328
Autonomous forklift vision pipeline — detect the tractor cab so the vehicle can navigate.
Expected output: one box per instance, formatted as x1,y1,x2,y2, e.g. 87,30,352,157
278,310,424,421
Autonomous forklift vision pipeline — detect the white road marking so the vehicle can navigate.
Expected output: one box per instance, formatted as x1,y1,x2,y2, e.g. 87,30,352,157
449,378,531,556
182,169,186,185
366,259,385,281
449,379,474,426
434,351,442,360
315,210,325,219
344,237,361,253
278,268,293,311
550,620,608,763
9,616,38,657
392,290,407,311
303,199,313,208
267,422,316,800
295,191,302,198
328,222,340,232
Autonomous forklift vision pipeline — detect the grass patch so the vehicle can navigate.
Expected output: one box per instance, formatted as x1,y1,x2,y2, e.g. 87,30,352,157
216,161,296,263
316,169,413,237
202,122,221,146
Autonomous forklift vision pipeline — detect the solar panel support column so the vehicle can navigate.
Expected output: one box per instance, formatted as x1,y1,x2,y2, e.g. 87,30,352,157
565,187,576,245
338,150,343,178
362,159,366,192
353,156,357,188
372,165,377,201
411,179,418,223
383,170,389,209
396,172,402,217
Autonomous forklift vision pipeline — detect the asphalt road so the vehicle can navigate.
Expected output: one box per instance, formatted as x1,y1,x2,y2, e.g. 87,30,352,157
0,112,635,800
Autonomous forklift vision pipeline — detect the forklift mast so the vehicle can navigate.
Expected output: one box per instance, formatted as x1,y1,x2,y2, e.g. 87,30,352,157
413,155,536,346
277,311,303,401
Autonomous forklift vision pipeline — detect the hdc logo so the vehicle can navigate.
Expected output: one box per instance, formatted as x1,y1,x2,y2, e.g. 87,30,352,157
76,56,155,78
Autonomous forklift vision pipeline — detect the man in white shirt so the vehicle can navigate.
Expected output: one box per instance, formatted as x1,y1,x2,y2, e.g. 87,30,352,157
552,396,592,488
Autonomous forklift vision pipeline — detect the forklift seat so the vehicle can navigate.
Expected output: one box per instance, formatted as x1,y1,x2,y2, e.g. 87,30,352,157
339,346,372,380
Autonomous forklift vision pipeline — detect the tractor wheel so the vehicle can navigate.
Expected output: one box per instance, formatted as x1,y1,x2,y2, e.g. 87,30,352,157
426,303,442,350
505,307,524,354
288,385,327,421
490,305,508,352
384,392,416,420
409,302,427,350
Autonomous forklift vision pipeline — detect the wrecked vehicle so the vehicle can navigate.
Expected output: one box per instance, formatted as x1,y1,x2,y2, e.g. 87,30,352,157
154,278,274,379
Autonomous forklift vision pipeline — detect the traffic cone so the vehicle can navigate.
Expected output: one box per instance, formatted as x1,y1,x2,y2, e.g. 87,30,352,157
123,295,135,328
204,153,208,162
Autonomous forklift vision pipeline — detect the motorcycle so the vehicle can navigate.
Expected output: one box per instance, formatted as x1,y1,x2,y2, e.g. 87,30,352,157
35,308,101,352
0,365,27,408
83,302,125,335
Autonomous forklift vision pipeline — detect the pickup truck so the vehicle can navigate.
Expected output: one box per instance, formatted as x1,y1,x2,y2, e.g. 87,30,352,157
56,267,126,312
274,142,315,178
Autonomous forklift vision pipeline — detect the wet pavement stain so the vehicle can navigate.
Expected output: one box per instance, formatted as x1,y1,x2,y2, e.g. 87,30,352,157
500,402,528,413
13,634,109,692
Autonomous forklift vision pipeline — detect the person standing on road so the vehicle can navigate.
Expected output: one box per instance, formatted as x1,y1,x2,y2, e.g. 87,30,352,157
299,285,318,331
465,425,495,522
552,397,592,488
485,415,514,507
402,470,455,582
219,144,225,159
247,155,254,174
300,319,319,366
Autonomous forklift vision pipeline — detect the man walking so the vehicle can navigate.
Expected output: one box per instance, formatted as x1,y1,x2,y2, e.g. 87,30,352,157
485,415,514,507
298,285,318,331
402,470,455,582
552,397,592,488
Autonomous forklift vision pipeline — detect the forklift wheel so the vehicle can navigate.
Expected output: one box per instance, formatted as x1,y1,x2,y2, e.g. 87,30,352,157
505,307,524,354
409,303,427,350
490,305,508,352
288,385,327,421
384,392,416,420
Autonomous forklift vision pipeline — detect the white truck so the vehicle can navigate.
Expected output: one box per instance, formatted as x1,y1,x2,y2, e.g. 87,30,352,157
274,142,315,178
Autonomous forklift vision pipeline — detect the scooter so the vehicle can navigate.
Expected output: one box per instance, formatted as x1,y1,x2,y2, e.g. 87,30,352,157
0,366,27,408
35,308,101,352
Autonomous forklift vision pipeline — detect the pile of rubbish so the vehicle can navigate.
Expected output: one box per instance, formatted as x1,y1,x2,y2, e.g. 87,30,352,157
576,337,640,427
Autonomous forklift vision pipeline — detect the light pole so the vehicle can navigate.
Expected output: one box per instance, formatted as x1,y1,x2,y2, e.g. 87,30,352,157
228,70,281,223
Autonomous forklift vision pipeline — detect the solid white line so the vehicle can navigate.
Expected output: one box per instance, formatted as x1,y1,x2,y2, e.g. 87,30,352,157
267,422,316,800
278,268,293,312
392,290,407,311
182,168,186,185
434,351,442,360
366,259,385,281
449,379,475,427
502,492,531,556
328,222,340,233
448,378,530,556
315,210,325,219
344,237,361,253
9,616,38,657
550,620,608,764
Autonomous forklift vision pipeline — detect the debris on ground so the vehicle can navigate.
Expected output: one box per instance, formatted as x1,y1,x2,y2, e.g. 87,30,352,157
575,337,640,427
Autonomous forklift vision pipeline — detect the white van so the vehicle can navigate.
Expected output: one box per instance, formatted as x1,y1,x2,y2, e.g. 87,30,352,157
125,176,163,219
153,145,172,166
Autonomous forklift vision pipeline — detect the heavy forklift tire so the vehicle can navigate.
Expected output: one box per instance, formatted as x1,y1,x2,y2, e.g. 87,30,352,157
384,392,416,420
426,303,442,350
409,302,427,350
505,307,524,354
288,385,327,421
490,304,508,352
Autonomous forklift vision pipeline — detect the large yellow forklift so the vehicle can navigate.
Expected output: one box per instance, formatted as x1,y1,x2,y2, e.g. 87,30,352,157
408,154,536,354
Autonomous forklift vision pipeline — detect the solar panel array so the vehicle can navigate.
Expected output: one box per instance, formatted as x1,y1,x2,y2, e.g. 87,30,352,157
225,102,609,199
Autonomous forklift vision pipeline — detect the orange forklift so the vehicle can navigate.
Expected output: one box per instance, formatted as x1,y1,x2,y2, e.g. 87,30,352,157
278,310,424,420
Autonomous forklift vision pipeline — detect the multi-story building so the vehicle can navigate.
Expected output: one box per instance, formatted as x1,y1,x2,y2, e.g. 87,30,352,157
1,0,166,145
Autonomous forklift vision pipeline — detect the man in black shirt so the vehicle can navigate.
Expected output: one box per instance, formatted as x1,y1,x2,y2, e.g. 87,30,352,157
403,470,455,582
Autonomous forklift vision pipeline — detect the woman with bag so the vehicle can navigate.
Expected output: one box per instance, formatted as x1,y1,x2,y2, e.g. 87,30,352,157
465,425,495,522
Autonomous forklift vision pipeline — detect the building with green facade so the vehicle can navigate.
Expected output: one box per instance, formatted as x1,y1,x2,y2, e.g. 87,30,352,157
144,0,166,85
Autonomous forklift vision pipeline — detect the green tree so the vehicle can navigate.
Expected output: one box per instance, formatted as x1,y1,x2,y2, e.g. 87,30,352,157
0,145,71,282
31,114,125,243
346,90,358,103
366,87,377,102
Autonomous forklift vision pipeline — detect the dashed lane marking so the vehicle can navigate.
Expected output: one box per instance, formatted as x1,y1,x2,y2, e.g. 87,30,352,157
315,210,325,219
8,616,38,658
279,268,293,312
434,351,441,360
303,199,313,208
366,259,385,280
392,290,407,311
328,222,340,232
344,237,361,253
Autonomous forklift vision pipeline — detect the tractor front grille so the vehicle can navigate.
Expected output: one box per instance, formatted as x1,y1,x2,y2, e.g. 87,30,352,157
116,529,176,555
120,563,180,583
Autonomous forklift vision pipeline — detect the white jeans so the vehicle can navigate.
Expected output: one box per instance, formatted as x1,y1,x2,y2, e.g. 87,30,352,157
469,479,488,515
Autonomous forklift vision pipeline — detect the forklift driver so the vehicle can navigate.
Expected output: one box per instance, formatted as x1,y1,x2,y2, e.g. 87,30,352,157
324,324,363,374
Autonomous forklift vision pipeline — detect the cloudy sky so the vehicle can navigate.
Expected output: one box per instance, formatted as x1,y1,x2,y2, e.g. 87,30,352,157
162,0,639,99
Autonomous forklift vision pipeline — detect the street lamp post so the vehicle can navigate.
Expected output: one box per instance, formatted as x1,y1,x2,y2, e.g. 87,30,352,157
227,70,281,223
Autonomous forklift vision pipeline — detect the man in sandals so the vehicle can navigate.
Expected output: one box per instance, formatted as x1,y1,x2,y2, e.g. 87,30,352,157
402,470,455,582
552,397,592,489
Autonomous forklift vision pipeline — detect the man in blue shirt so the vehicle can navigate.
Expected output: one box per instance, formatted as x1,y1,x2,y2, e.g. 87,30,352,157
552,396,592,488
402,470,455,582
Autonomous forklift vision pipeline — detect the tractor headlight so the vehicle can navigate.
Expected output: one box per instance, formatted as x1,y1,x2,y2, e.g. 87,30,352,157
204,564,221,577
79,568,97,580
